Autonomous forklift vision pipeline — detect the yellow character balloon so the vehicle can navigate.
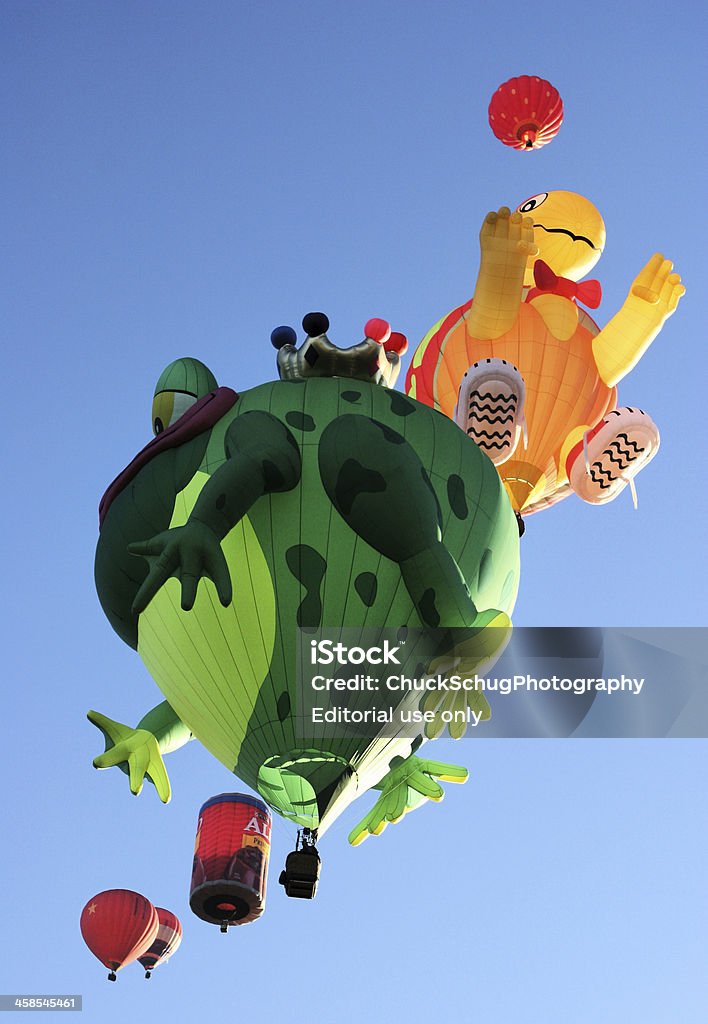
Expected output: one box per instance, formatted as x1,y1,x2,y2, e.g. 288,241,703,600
405,190,685,522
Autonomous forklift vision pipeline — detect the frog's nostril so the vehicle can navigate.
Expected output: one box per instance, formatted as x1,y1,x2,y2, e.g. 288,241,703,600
302,312,329,337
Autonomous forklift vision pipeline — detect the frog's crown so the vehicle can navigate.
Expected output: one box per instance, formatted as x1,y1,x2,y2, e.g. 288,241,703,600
271,313,408,389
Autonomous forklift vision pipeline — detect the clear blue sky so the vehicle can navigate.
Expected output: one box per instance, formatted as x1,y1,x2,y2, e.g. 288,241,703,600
2,2,706,1021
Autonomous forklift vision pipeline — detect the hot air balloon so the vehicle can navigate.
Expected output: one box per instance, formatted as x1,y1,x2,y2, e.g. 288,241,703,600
80,890,158,981
137,908,182,978
406,193,684,519
190,794,272,929
488,75,563,151
90,312,520,863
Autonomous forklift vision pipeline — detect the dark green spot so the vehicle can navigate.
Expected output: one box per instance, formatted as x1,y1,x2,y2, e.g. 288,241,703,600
286,545,327,628
216,493,226,510
447,474,468,520
354,572,378,607
334,460,386,516
277,692,291,721
342,391,362,403
286,411,316,432
386,391,416,417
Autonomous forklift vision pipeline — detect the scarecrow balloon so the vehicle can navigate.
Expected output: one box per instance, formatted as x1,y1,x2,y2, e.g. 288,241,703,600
406,191,685,521
91,314,520,848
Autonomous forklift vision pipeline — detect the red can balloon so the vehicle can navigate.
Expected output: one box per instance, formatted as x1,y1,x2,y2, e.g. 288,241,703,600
80,889,159,981
190,794,272,930
137,907,183,979
488,75,564,150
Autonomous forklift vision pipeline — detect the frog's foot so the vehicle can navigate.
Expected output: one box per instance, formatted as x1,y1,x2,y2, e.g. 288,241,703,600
455,358,526,465
422,609,511,739
87,710,171,803
566,408,660,506
348,756,468,846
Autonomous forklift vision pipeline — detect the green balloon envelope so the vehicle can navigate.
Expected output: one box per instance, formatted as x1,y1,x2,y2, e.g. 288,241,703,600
96,373,519,834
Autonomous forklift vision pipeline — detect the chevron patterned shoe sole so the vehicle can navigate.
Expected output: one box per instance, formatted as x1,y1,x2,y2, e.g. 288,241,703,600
566,407,660,505
455,358,526,466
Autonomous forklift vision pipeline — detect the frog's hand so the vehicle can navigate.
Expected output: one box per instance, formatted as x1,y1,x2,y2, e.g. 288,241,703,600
129,521,232,614
348,756,468,846
422,610,511,740
87,710,171,803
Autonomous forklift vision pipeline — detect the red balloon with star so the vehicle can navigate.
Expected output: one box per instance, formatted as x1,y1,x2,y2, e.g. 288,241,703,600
80,889,159,981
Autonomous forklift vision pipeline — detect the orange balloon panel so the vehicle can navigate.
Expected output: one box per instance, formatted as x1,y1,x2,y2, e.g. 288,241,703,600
406,300,617,514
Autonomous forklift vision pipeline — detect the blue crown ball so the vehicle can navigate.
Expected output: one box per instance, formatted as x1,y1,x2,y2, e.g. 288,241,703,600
271,325,298,349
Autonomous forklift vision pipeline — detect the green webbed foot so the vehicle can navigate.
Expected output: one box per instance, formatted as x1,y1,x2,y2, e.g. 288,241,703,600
128,521,232,614
88,710,172,803
348,755,468,846
423,610,512,739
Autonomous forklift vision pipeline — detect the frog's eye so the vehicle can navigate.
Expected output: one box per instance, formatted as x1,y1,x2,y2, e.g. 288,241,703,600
517,192,548,214
151,390,197,436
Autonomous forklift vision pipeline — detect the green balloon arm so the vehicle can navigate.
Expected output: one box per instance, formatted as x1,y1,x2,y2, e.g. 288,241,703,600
188,412,301,541
348,755,469,845
188,458,270,541
136,701,193,755
87,707,174,803
400,543,479,627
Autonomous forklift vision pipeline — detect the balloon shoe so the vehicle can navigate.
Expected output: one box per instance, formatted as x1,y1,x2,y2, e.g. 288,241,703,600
566,407,660,505
455,358,526,465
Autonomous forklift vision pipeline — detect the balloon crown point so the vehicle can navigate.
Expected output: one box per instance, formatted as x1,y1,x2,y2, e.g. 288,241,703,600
302,311,330,336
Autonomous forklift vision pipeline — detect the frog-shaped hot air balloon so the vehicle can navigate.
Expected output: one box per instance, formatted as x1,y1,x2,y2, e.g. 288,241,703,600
91,313,519,850
406,191,685,522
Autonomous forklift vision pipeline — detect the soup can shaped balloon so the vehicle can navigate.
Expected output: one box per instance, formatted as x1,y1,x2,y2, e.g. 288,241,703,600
190,794,272,930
